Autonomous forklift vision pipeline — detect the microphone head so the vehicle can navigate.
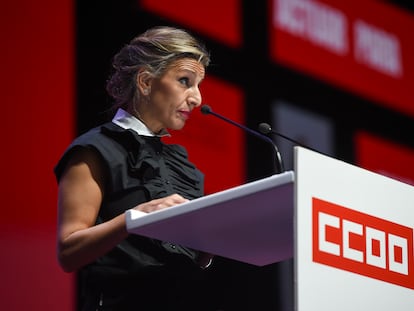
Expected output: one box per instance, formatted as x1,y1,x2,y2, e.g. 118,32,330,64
200,105,212,115
258,122,272,134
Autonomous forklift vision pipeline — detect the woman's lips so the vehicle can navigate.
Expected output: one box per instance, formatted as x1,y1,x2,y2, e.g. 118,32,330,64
178,110,191,120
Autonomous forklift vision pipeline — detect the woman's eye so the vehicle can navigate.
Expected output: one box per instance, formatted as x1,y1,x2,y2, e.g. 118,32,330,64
179,77,190,86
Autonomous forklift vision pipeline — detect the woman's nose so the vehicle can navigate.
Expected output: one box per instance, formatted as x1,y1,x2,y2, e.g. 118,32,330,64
189,87,202,108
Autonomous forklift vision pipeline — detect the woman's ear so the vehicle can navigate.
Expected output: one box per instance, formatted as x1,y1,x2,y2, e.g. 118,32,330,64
136,69,153,96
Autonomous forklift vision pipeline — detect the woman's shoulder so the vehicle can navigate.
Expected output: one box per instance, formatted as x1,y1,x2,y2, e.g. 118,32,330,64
73,122,120,145
54,122,125,180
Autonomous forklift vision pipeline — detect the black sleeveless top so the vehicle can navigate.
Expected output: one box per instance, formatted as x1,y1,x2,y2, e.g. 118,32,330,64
55,123,217,310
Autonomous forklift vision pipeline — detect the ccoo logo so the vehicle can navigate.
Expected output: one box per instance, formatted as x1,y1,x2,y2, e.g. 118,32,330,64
313,197,414,289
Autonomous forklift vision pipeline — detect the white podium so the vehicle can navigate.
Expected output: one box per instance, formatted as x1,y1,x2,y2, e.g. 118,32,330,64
126,147,414,310
126,171,294,266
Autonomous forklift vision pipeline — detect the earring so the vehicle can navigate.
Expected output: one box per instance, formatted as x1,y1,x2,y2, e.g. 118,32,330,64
143,89,148,95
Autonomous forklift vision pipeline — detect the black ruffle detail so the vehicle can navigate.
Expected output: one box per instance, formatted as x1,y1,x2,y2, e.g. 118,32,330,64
100,123,203,200
101,125,160,181
164,144,204,199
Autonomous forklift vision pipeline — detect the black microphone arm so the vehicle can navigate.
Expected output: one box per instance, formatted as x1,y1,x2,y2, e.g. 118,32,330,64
258,122,319,153
200,105,284,174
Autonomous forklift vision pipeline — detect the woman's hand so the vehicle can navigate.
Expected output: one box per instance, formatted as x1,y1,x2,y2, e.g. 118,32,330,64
133,193,189,213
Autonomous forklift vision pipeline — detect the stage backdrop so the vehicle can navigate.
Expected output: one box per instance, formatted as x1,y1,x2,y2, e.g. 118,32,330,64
0,0,75,310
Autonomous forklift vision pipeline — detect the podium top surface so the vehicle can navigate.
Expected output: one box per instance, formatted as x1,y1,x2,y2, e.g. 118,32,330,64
126,171,294,266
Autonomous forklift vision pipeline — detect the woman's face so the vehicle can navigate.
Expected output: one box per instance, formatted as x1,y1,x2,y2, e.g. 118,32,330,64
142,57,206,133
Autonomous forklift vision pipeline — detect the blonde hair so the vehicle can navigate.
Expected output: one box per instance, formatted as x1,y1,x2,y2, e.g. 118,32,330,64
106,26,210,109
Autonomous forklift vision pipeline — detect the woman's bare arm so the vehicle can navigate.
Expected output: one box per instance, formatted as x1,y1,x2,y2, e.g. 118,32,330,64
57,149,128,272
57,148,189,272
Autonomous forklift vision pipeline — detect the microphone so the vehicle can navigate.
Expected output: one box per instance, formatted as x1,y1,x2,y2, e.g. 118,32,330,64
258,122,319,153
200,105,284,173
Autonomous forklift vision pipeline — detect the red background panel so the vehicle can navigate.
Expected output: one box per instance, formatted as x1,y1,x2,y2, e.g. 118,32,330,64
164,76,246,194
355,131,414,186
140,0,242,48
270,0,414,118
0,0,75,309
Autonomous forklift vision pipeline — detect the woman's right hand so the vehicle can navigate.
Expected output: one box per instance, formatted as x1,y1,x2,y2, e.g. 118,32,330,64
133,193,189,213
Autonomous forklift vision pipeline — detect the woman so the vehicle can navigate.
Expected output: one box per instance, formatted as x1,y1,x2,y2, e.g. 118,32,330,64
55,26,217,310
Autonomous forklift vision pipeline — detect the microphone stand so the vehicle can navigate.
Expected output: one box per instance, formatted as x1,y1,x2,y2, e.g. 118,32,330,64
258,123,320,154
201,105,284,174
